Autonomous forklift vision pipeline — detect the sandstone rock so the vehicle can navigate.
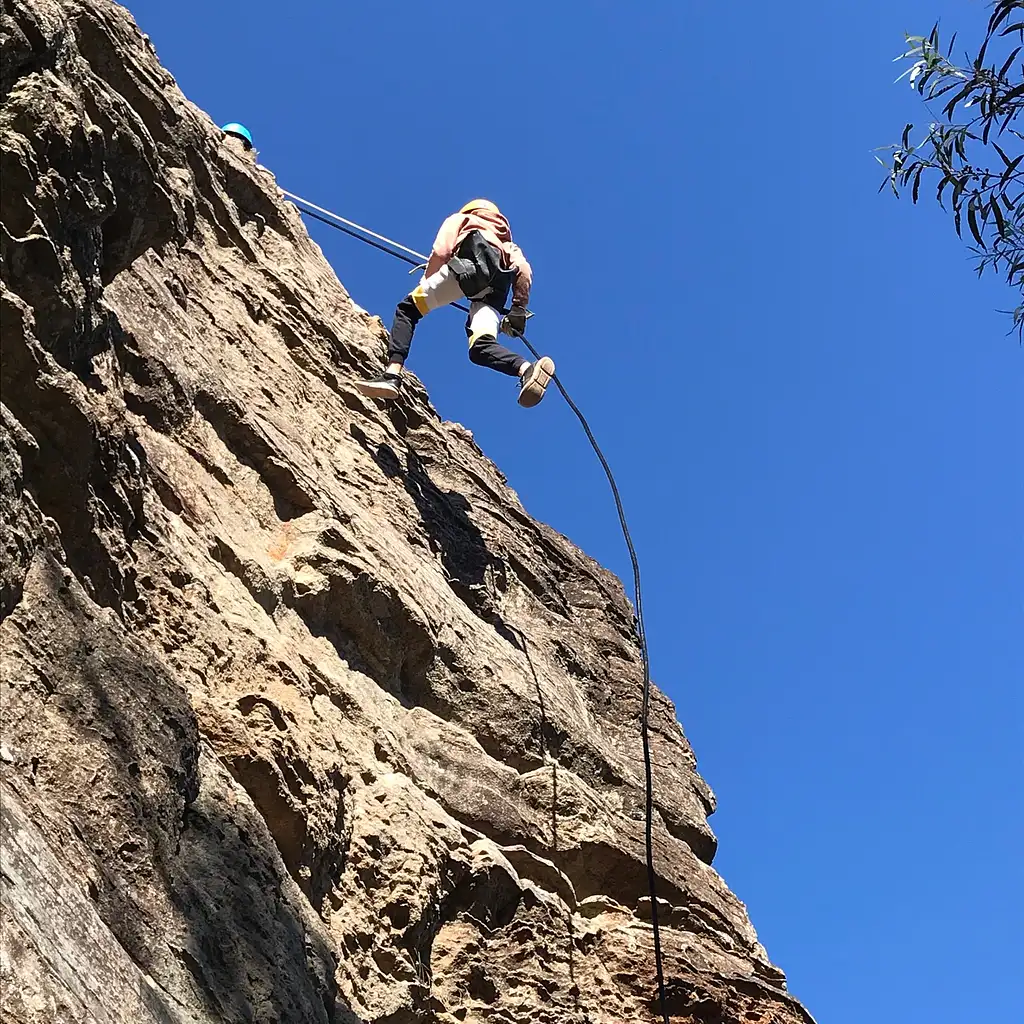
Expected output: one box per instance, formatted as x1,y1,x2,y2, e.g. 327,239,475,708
0,2,815,1021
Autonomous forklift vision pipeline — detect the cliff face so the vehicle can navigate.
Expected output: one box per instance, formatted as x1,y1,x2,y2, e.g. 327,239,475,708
0,3,814,1022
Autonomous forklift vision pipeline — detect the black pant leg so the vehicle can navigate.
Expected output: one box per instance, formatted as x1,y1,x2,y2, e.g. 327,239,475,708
468,336,528,376
388,294,422,364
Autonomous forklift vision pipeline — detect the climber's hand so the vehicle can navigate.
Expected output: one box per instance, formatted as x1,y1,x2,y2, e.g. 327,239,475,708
502,305,529,338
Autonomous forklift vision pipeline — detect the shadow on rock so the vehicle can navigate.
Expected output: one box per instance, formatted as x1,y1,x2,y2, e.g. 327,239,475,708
161,750,349,1024
353,426,521,649
0,555,358,1023
509,622,585,1018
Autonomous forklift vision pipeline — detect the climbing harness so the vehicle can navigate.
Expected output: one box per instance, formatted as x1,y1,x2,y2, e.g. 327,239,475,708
283,188,671,1024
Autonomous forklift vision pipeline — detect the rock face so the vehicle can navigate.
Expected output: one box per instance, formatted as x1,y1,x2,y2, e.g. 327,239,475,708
0,3,815,1022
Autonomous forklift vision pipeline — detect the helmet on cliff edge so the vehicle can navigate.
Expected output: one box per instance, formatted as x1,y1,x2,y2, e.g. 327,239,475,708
459,199,501,216
221,122,254,149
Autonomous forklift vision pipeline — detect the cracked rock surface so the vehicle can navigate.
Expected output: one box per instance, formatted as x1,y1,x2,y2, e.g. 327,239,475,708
0,2,815,1021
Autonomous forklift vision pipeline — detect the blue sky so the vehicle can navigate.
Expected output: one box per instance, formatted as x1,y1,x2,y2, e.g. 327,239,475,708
127,2,1022,1020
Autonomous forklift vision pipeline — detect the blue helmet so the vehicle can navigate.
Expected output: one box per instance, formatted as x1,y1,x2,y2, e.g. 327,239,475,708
221,122,253,149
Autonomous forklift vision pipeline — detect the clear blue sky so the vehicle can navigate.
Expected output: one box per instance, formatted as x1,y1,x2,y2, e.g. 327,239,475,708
126,2,1022,1020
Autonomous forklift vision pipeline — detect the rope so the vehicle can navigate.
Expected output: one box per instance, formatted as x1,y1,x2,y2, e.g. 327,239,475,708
285,189,671,1023
514,338,666,1018
280,189,427,262
297,206,424,266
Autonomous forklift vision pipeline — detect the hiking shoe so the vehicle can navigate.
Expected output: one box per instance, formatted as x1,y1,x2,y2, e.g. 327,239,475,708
356,371,403,400
517,356,555,408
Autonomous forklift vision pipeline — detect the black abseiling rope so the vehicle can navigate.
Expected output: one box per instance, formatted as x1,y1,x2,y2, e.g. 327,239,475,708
289,194,671,1023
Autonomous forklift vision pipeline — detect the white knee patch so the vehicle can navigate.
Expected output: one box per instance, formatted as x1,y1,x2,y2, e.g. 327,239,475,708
468,302,501,342
417,265,465,313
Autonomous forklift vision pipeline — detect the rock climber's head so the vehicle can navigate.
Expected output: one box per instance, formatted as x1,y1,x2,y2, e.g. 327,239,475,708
221,122,254,151
459,199,501,217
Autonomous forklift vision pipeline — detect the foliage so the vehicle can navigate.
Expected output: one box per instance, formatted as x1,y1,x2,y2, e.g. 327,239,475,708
881,1,1024,336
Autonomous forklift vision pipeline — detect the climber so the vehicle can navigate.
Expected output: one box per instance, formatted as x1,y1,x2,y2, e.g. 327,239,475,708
221,122,253,150
355,200,555,408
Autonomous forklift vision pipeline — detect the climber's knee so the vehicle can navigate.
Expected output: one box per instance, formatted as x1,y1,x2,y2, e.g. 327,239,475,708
396,293,424,326
468,334,497,366
388,295,426,364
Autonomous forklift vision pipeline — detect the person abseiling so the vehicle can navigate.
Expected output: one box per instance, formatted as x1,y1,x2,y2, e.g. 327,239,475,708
356,200,555,408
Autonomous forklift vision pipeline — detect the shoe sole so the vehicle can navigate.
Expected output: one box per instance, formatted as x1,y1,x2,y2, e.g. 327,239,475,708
518,356,555,408
355,381,400,400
